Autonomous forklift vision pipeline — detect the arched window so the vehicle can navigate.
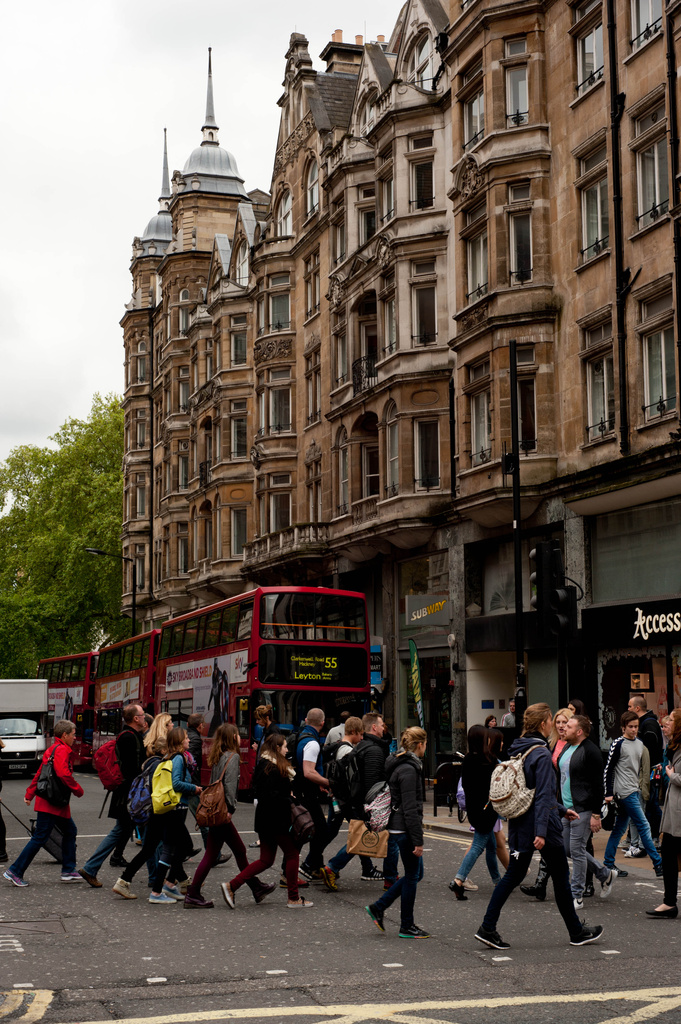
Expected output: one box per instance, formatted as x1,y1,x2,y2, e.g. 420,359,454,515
385,402,399,496
276,191,292,235
360,94,376,136
408,34,433,88
306,161,319,217
236,241,249,286
179,289,189,334
337,428,349,515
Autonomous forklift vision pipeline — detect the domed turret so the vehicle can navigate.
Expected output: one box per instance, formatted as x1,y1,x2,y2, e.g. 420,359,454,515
177,49,248,199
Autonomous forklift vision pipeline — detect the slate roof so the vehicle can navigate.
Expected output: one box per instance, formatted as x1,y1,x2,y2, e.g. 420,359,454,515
312,74,359,132
364,44,395,94
421,0,449,33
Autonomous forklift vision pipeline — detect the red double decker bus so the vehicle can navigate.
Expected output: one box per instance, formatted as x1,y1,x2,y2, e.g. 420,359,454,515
38,652,98,769
156,586,370,787
92,630,161,751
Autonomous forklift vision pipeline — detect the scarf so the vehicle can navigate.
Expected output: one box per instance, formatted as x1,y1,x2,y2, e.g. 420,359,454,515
261,749,296,780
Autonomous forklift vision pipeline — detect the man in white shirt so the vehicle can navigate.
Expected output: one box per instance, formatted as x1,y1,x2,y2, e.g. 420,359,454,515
500,699,516,727
325,711,351,747
296,708,330,880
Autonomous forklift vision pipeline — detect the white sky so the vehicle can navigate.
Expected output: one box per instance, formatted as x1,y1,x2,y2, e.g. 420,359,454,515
0,0,402,464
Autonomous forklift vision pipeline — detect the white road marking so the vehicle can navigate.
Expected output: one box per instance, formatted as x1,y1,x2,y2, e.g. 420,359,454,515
146,978,167,984
492,956,512,961
265,971,288,975
382,963,403,968
601,950,621,955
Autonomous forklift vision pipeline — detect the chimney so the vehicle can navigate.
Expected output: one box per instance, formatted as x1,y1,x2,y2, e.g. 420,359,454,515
332,29,343,42
355,35,363,45
377,35,385,42
320,31,365,74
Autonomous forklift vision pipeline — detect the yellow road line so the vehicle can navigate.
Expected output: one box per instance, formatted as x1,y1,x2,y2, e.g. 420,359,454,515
0,991,53,1022
64,986,681,1024
423,831,470,846
0,994,23,1018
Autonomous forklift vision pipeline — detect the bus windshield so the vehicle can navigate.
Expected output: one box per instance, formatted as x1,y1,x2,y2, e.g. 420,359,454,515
259,592,366,643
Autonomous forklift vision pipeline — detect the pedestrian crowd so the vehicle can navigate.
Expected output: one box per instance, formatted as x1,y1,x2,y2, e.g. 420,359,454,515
2,695,680,949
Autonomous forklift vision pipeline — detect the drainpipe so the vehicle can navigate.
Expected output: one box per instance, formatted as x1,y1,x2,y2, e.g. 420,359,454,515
606,0,629,455
666,8,681,406
448,376,456,500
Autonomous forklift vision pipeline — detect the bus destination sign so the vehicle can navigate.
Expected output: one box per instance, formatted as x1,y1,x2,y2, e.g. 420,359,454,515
258,645,368,688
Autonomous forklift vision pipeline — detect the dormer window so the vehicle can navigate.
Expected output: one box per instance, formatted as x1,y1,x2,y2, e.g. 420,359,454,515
360,94,376,136
236,241,249,286
306,161,319,217
408,33,433,88
276,191,292,236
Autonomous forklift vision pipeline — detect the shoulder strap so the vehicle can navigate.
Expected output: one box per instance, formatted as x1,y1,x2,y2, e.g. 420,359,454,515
518,744,544,762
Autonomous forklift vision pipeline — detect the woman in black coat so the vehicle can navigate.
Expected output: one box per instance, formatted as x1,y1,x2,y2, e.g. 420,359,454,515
222,733,312,909
449,725,501,900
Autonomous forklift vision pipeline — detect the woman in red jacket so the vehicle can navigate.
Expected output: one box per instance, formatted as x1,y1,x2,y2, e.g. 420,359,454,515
3,720,84,886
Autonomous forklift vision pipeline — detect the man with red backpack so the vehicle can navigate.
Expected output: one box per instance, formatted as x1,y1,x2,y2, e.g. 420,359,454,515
79,704,146,886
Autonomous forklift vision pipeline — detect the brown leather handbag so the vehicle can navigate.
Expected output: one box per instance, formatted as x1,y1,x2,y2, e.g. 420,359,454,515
196,753,235,828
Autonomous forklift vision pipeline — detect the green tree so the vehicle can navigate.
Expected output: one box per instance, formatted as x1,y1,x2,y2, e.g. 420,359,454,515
0,393,128,676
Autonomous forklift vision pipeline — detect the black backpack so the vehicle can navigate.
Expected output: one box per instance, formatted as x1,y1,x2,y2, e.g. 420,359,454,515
327,744,364,817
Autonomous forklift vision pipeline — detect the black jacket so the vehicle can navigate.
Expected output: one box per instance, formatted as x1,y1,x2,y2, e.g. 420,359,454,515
638,711,663,766
110,726,145,819
386,752,424,848
354,733,390,800
252,758,294,839
187,726,203,784
461,751,498,833
557,737,604,814
507,734,566,852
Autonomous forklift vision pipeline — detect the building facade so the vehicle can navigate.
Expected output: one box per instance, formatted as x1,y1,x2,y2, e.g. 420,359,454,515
121,0,681,755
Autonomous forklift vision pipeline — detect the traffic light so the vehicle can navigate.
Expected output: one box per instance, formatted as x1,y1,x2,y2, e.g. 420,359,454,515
550,585,578,640
529,541,553,639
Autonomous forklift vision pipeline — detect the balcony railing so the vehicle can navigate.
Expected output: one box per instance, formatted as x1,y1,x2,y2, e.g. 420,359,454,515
580,235,609,261
586,415,615,442
642,394,676,420
510,267,532,284
384,482,399,498
463,128,484,151
472,446,491,466
199,460,212,488
352,356,378,396
409,196,434,210
466,281,488,302
414,475,440,491
352,497,379,525
506,109,529,127
576,65,604,96
243,523,329,563
637,199,669,230
412,332,438,346
307,410,321,425
631,16,662,49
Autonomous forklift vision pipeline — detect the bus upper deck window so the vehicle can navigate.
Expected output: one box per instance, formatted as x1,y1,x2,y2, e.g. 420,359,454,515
237,601,253,640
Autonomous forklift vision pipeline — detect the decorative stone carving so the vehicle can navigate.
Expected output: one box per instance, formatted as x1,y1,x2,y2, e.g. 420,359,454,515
304,332,320,352
327,276,346,309
187,379,217,410
458,157,485,199
254,337,293,364
375,234,395,270
459,303,488,333
305,439,322,464
273,111,316,173
250,443,265,469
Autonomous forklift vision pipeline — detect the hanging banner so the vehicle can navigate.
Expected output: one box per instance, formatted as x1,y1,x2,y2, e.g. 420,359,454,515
408,639,424,729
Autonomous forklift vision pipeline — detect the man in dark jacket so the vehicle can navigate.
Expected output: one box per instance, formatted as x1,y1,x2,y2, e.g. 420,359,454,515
475,703,603,950
79,704,146,886
628,695,663,842
559,715,615,910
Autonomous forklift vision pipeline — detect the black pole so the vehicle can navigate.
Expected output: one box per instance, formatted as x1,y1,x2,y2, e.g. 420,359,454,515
131,560,137,639
509,340,526,715
448,376,456,500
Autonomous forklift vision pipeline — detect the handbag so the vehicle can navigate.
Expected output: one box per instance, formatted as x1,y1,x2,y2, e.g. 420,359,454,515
346,818,389,858
290,800,315,843
196,754,234,828
35,749,71,808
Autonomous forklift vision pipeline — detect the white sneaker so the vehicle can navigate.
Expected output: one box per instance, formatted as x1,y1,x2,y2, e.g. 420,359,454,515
573,897,584,912
287,897,314,908
600,868,616,898
112,877,138,899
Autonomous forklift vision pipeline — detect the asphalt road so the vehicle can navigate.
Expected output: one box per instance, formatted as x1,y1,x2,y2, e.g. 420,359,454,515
0,772,680,1024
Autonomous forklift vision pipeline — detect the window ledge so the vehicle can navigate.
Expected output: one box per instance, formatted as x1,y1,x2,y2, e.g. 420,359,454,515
575,247,611,274
569,78,605,110
629,214,670,242
623,31,663,66
636,411,678,432
579,432,617,451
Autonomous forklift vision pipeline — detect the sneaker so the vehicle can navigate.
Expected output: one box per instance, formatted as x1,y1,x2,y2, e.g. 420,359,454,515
184,847,201,863
625,845,646,858
78,868,102,888
614,867,628,877
299,865,323,881
162,882,183,901
61,871,85,883
112,877,137,899
600,869,616,898
570,924,604,946
475,925,510,950
109,855,129,868
320,866,339,892
383,876,399,891
178,879,190,895
149,892,177,904
252,882,276,905
279,874,309,888
361,867,384,881
3,868,28,887
365,903,385,932
399,924,431,938
216,851,233,865
287,897,314,908
583,883,595,898
654,863,664,878
573,897,584,912
183,894,214,909
463,879,479,892
221,882,235,908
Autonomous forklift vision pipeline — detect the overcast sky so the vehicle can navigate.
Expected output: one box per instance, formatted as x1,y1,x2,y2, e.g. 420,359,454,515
0,0,402,465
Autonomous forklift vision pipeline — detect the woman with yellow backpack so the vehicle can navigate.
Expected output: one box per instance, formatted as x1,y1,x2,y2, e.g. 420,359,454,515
148,728,202,905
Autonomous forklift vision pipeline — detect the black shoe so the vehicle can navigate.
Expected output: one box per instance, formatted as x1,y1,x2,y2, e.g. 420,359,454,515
570,924,604,946
645,905,678,918
448,880,468,901
614,867,628,877
519,883,546,901
583,883,595,898
252,882,276,905
109,855,129,868
0,852,8,863
365,903,385,932
215,851,232,866
654,863,664,878
475,925,510,950
399,923,430,938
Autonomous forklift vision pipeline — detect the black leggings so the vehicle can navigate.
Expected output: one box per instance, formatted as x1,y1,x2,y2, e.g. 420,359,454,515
121,816,163,883
661,832,681,906
0,804,6,855
482,843,582,938
151,807,191,892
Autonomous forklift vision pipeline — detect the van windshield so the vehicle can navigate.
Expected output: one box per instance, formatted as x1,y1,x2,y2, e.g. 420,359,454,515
0,717,42,737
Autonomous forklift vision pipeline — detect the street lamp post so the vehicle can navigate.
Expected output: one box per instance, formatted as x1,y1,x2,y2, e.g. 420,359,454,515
84,547,137,638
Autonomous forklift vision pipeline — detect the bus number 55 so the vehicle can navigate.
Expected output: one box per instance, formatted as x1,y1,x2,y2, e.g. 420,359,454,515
325,657,337,669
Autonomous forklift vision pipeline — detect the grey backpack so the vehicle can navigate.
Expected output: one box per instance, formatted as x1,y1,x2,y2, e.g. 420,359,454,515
489,745,543,819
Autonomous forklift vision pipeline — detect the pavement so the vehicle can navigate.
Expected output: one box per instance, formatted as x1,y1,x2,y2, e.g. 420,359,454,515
0,774,677,1024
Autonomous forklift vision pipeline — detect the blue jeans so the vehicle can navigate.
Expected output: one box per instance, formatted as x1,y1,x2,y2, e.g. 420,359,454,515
82,817,133,877
371,832,424,929
456,830,501,885
327,842,373,876
12,812,77,877
604,792,662,870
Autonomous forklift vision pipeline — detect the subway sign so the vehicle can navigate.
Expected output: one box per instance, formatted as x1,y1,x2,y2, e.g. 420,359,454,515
405,595,451,626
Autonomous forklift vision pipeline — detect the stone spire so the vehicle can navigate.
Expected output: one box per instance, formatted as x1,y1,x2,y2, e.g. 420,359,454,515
160,127,170,200
202,47,219,144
